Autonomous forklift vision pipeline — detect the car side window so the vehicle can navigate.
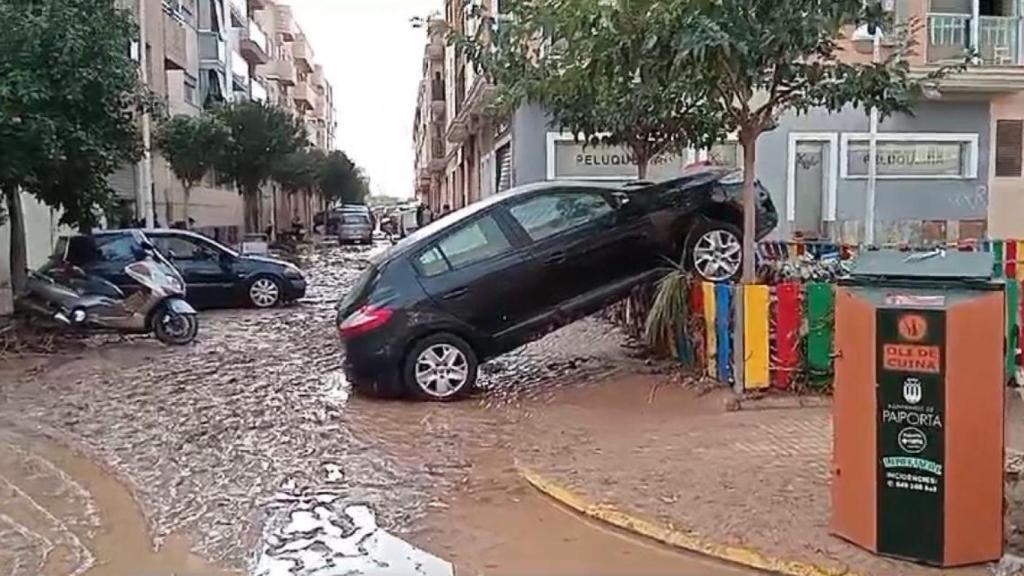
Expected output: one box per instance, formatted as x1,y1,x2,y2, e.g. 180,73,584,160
154,235,202,258
509,191,614,241
435,214,511,270
415,246,449,277
95,236,138,263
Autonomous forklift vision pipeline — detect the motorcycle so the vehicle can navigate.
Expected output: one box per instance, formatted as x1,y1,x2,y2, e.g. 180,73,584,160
18,241,200,345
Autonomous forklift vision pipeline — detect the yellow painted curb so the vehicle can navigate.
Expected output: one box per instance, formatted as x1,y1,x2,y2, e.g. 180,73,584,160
519,467,862,576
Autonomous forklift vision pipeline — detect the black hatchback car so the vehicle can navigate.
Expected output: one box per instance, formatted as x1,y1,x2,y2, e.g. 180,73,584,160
337,168,777,402
69,229,306,309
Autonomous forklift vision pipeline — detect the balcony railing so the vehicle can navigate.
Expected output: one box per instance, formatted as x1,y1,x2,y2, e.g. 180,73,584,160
251,79,268,102
927,13,1021,65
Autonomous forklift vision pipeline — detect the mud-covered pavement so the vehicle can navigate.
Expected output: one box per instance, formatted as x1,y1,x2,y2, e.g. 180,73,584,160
1,241,739,575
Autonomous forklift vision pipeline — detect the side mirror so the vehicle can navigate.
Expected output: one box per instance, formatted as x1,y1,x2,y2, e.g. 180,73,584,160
611,191,631,209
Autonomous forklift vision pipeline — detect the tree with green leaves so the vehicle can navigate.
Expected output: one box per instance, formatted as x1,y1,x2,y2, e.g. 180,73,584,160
319,151,370,206
673,0,947,281
155,114,230,227
273,148,326,227
0,0,147,290
459,0,724,179
213,101,306,231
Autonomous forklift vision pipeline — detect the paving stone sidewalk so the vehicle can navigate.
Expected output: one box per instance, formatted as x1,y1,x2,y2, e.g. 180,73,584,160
515,378,1024,576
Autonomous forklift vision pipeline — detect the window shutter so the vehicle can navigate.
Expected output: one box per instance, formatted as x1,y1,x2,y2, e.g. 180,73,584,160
996,120,1023,177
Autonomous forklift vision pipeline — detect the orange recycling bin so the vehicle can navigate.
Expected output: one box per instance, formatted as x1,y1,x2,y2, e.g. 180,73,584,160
831,250,1004,567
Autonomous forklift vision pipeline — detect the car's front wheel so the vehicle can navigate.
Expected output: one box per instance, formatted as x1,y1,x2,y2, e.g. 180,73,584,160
686,220,743,282
248,276,282,308
403,333,478,402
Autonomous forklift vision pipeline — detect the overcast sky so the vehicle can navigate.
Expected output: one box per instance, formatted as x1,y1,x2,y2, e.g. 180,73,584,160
287,0,443,200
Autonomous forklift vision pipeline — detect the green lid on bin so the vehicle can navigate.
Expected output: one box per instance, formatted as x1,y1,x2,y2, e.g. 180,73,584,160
848,249,995,281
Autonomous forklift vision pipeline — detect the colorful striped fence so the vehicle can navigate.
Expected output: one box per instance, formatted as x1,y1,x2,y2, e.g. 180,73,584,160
609,237,1024,393
627,277,1024,393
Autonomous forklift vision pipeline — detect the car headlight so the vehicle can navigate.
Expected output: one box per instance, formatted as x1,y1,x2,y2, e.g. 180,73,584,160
283,266,304,279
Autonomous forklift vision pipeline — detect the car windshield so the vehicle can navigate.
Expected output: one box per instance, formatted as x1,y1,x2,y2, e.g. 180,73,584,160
343,214,369,224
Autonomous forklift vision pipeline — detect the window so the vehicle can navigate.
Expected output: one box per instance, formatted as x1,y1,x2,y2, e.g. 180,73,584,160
184,74,198,106
706,141,742,169
343,213,369,225
96,236,139,262
415,246,449,277
841,134,978,179
154,236,206,260
435,214,511,269
509,192,613,241
996,120,1023,177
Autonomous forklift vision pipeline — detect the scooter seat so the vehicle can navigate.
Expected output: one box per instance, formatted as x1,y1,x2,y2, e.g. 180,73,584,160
75,276,125,299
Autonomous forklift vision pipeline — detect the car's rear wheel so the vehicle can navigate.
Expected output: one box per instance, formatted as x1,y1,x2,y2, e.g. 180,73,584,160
686,220,743,282
403,333,477,402
248,276,282,308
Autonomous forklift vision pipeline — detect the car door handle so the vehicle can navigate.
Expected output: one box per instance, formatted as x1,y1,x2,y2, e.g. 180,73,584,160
442,287,469,300
543,252,567,265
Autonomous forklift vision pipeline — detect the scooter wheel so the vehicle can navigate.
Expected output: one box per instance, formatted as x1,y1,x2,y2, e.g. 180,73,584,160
153,307,199,345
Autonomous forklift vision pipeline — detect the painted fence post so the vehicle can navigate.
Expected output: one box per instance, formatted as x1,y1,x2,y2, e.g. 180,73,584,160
715,283,732,383
1007,279,1020,381
743,284,770,390
806,282,834,388
703,282,717,378
774,282,801,390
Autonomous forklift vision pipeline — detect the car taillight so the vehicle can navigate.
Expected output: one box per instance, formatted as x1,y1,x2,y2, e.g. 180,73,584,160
338,305,393,339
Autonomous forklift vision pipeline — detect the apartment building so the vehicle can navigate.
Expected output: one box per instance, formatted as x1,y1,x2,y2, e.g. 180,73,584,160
253,3,336,233
412,18,448,211
419,0,1024,244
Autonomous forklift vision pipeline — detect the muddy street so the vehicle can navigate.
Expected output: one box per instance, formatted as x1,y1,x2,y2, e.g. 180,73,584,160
0,242,752,576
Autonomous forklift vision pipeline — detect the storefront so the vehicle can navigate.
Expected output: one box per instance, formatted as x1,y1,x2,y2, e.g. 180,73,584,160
504,100,990,243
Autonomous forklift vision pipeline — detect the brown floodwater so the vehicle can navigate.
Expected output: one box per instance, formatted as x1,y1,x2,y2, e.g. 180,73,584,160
0,426,238,576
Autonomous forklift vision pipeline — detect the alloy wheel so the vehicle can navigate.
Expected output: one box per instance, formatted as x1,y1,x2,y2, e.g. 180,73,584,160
249,278,280,308
692,229,742,282
414,344,470,399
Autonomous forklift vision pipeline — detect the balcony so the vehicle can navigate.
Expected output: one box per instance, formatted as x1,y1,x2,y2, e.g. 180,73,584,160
429,137,446,173
428,42,444,61
312,64,326,88
293,80,316,109
925,13,1024,91
257,58,296,86
163,12,188,71
231,50,249,89
291,35,314,73
256,4,296,41
251,78,268,102
240,20,270,64
199,31,227,70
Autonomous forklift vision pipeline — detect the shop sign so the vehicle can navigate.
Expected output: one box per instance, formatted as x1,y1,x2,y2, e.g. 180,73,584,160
549,137,688,180
876,307,946,564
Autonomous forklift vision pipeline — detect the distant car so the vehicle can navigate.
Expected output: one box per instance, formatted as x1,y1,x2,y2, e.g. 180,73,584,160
54,229,307,309
336,168,778,401
338,212,374,244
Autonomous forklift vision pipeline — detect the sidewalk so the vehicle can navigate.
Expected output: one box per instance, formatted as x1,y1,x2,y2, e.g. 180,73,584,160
513,374,1024,576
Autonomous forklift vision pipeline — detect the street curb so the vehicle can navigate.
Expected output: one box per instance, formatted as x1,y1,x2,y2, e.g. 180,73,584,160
518,467,862,576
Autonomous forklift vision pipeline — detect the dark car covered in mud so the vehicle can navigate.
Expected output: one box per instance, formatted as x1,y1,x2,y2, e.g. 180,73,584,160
337,168,778,402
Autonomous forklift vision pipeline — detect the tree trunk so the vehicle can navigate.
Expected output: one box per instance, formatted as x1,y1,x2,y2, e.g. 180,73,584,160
3,186,27,293
739,130,759,284
183,185,192,229
636,154,649,180
245,191,260,234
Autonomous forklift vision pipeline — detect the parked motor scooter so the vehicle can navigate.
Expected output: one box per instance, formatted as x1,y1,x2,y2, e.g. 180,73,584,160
18,241,199,345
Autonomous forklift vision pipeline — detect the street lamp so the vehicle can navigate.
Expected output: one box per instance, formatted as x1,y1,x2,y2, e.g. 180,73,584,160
852,2,886,246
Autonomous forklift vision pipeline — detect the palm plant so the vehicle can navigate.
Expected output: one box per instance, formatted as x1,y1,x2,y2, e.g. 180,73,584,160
643,258,691,357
